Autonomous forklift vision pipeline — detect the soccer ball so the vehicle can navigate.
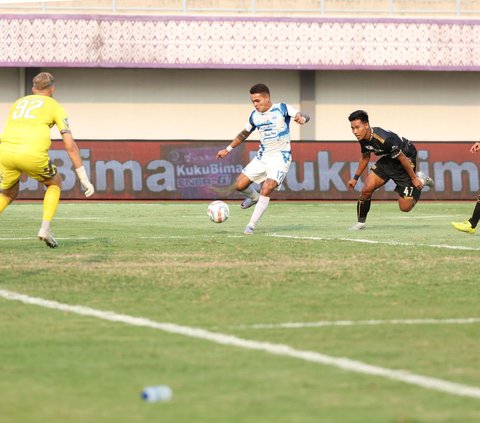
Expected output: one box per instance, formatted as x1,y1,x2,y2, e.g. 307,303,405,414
207,201,230,223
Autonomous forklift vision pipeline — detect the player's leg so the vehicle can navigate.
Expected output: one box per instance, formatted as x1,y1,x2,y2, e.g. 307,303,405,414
23,155,61,248
235,173,259,209
236,159,263,209
396,185,419,212
244,178,278,234
452,194,480,234
351,171,386,230
466,195,480,229
42,173,62,224
401,171,433,212
0,182,20,214
0,193,9,214
416,171,434,188
244,157,288,234
390,156,422,213
0,154,21,213
408,146,434,189
37,173,62,248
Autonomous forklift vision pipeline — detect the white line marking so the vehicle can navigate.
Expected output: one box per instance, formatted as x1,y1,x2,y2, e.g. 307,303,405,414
0,237,97,241
55,217,106,220
0,235,218,242
1,289,480,400
2,232,476,252
231,317,480,329
0,237,34,241
397,215,455,219
139,235,214,239
270,234,480,251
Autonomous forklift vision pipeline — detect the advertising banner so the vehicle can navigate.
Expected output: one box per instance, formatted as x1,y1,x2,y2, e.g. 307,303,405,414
18,140,479,200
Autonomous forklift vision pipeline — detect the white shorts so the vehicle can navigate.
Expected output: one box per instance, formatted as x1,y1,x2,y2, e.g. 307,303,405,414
242,153,291,188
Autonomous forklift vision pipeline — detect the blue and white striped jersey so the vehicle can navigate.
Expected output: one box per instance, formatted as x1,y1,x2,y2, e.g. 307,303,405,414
245,102,299,159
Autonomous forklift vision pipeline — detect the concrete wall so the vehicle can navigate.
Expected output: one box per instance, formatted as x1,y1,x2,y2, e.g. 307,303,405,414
0,67,478,142
316,71,480,142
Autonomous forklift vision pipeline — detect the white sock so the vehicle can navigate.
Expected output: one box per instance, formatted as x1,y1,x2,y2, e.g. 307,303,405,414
40,220,50,232
241,186,260,201
248,195,270,227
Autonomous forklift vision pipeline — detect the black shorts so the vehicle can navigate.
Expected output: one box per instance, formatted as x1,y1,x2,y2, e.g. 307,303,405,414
371,151,420,200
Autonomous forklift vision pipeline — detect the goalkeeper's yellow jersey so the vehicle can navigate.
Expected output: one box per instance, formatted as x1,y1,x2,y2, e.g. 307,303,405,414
0,94,70,155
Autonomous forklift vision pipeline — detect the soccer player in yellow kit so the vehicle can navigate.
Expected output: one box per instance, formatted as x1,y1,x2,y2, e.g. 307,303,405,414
0,72,94,248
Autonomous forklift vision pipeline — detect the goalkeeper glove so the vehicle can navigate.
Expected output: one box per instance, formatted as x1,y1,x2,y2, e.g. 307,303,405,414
75,166,95,197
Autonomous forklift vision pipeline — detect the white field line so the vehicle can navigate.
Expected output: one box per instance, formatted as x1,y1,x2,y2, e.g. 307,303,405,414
0,235,212,242
1,233,477,252
0,237,97,241
397,215,456,219
231,317,480,330
1,289,480,400
0,237,36,241
270,234,480,251
138,235,215,239
54,217,107,220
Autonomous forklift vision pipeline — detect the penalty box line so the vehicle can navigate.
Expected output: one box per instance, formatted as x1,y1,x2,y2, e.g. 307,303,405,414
1,289,480,400
270,234,480,252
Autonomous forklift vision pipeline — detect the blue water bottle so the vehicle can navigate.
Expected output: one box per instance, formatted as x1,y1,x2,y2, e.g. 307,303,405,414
141,385,173,402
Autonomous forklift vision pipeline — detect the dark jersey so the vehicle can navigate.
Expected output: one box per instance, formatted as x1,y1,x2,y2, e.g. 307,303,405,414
359,127,416,159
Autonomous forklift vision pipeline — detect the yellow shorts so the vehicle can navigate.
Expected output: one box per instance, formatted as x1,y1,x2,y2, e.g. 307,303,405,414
0,149,57,190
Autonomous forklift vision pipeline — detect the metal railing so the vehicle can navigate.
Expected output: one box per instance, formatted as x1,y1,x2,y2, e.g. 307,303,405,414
0,0,479,16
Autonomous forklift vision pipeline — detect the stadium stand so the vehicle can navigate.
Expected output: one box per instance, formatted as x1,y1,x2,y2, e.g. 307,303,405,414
0,0,479,16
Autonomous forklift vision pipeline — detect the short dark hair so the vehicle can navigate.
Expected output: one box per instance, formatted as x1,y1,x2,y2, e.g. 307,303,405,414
348,110,369,123
250,83,270,96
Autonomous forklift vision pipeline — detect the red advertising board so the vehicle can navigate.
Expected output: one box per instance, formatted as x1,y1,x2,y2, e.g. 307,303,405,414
18,140,479,200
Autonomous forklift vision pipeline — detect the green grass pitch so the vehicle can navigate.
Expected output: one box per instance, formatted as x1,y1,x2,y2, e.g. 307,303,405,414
1,200,480,423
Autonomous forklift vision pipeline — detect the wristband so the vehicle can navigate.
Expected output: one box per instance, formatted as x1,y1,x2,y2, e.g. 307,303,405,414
353,174,360,181
226,145,233,152
75,166,89,182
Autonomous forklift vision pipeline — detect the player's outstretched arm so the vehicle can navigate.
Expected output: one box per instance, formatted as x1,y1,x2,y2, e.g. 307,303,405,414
347,152,370,190
61,131,95,197
397,152,423,190
470,142,480,153
216,129,252,159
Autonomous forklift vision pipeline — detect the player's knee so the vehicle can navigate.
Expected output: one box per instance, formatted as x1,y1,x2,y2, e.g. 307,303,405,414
50,180,62,190
399,203,414,212
235,181,246,192
235,174,251,192
44,173,63,190
1,182,20,203
358,192,372,202
260,180,277,196
1,192,16,203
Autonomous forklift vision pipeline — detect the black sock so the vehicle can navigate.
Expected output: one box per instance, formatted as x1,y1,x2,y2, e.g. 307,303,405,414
468,197,480,228
357,199,371,223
